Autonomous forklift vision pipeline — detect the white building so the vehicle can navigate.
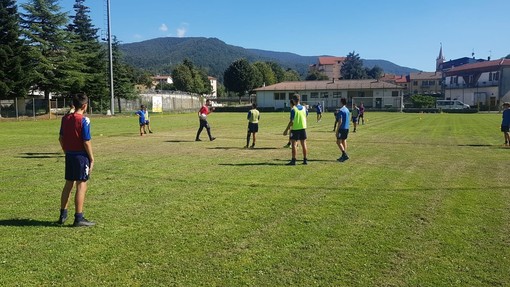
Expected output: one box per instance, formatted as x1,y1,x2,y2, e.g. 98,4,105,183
254,79,404,110
444,58,510,107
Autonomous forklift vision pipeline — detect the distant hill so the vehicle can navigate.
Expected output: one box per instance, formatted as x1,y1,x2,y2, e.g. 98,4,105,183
120,37,419,81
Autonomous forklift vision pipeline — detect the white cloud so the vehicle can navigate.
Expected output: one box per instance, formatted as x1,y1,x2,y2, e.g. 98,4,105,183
159,24,168,32
176,23,189,38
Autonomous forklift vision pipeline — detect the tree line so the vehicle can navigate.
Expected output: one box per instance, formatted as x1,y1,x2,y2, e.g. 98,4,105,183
0,0,143,113
1,0,381,112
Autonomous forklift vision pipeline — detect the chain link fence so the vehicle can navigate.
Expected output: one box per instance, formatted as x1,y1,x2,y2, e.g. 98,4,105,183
0,92,204,120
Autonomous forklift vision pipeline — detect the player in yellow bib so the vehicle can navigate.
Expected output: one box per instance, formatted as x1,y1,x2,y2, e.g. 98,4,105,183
283,94,308,165
245,103,260,148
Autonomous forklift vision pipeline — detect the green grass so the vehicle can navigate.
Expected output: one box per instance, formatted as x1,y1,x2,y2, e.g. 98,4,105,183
0,112,509,286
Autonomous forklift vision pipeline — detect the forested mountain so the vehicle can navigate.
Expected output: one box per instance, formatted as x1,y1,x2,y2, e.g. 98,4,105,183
120,37,419,81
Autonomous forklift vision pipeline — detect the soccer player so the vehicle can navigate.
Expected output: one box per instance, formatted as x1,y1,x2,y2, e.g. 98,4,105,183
195,99,216,141
358,102,365,125
245,103,260,148
316,102,323,122
283,94,308,165
58,93,95,227
143,105,153,134
135,105,146,136
351,103,360,132
336,98,350,162
501,102,510,146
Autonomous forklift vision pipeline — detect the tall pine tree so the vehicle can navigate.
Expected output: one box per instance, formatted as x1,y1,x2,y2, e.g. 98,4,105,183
20,0,73,109
0,0,30,99
67,0,107,107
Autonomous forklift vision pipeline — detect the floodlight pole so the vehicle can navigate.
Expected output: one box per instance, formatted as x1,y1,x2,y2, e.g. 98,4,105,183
107,0,115,115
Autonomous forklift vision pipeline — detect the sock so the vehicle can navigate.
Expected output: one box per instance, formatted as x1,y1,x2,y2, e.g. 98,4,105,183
74,213,84,221
60,209,68,218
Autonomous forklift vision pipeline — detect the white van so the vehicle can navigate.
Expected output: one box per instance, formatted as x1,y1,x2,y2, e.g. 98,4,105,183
436,100,470,109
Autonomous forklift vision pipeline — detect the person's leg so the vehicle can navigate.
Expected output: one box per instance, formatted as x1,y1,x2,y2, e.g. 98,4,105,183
286,140,297,165
196,121,204,140
206,124,214,141
251,132,256,147
73,181,95,226
353,121,357,132
139,125,143,136
505,131,510,145
245,131,251,148
58,180,74,224
301,139,308,164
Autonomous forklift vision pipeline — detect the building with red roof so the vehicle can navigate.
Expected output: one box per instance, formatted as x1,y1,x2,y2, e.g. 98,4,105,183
309,56,346,80
443,58,510,107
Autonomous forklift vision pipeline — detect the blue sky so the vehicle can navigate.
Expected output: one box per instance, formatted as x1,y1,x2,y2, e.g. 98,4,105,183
19,0,510,72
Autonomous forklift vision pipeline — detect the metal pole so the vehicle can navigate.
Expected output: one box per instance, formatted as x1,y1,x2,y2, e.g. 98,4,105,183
33,98,35,119
107,0,115,115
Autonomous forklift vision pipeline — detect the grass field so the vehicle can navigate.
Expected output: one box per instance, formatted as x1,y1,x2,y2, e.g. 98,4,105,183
0,111,509,286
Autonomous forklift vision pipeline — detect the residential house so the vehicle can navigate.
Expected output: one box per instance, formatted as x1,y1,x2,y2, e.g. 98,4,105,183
444,58,510,107
309,57,346,80
408,72,442,96
253,79,403,110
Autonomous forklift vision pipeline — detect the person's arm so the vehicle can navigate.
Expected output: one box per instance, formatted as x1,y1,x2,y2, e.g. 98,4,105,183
336,113,343,134
59,135,64,152
84,140,94,174
283,120,292,136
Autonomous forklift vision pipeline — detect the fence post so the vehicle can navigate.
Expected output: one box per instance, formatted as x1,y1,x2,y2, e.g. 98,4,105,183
33,98,35,119
15,97,19,120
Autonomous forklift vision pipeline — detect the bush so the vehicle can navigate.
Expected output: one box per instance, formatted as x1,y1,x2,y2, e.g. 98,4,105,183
410,94,435,108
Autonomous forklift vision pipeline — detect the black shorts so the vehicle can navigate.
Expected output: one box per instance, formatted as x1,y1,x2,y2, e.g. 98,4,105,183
337,129,349,140
290,129,307,141
502,125,510,132
65,153,90,181
352,117,358,123
248,122,259,133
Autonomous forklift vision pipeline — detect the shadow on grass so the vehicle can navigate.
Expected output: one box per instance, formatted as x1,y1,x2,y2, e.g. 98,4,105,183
210,147,279,150
220,158,338,166
0,218,59,227
17,152,63,159
165,140,195,143
219,162,282,166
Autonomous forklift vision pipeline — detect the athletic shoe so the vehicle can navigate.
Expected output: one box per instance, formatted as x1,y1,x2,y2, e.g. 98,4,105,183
250,145,255,149
243,145,248,149
149,130,153,134
73,218,96,227
57,215,67,225
195,138,202,141
338,155,350,162
302,160,308,165
210,137,216,141
283,143,291,148
285,160,296,166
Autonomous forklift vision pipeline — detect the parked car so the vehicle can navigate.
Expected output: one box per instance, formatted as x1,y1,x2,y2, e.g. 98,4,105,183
436,100,470,109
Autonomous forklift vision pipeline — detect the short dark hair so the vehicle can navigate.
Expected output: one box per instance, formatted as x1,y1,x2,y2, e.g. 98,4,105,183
292,93,300,103
252,103,257,108
289,99,295,106
72,93,88,110
340,98,347,105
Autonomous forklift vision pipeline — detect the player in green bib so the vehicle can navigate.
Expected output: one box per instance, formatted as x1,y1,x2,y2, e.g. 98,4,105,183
283,94,309,165
245,103,260,148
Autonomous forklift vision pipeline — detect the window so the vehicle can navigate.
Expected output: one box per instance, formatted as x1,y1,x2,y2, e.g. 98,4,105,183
429,80,436,86
320,92,329,98
310,92,319,98
332,92,342,98
357,92,365,97
274,92,285,100
489,72,499,81
301,94,308,102
413,81,418,86
392,91,399,97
